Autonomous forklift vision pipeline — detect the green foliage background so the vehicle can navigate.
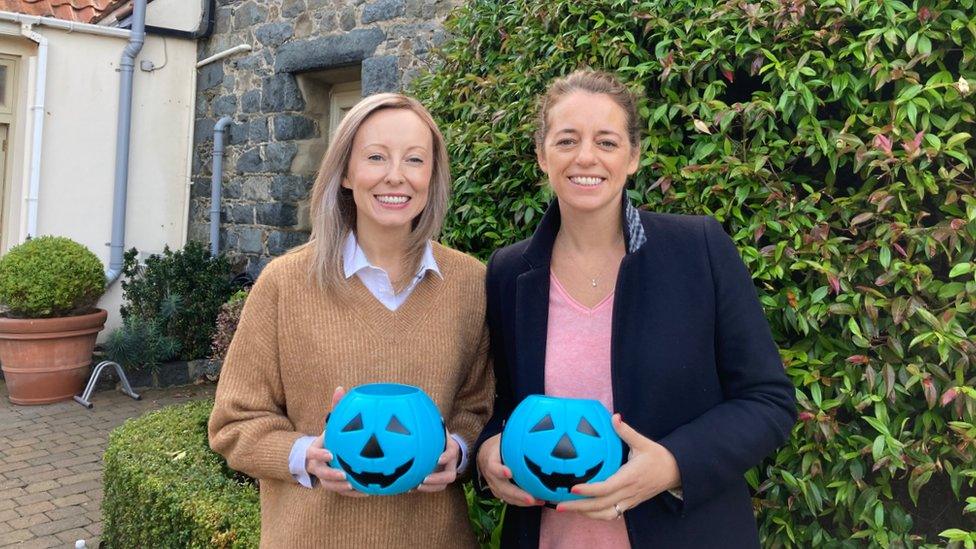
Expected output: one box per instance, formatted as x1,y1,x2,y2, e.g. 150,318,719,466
120,242,234,361
102,400,259,548
0,236,105,318
412,0,976,546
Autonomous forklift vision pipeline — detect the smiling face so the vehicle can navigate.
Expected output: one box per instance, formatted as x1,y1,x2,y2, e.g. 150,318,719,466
537,91,639,217
342,108,434,238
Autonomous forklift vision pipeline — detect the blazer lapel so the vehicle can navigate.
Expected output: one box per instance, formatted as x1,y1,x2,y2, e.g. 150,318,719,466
514,267,549,396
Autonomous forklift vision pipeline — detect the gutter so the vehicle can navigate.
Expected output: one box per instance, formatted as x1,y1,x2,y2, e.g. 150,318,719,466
104,0,147,284
15,24,45,240
210,117,232,256
0,12,131,38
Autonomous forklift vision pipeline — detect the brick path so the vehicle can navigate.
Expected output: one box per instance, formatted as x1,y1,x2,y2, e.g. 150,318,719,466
0,382,216,548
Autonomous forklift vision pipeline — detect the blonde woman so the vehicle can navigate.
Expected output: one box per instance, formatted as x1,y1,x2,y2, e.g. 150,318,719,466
209,93,493,548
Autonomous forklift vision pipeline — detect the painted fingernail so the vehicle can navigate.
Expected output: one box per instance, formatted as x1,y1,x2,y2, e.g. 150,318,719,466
570,487,579,494
556,505,564,512
525,496,534,505
536,499,546,506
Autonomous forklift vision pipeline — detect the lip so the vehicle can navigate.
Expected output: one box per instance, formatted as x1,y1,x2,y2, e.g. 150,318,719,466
567,176,606,188
374,194,412,210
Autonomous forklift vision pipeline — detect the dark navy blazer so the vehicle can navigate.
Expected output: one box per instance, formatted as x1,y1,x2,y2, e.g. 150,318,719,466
476,199,797,548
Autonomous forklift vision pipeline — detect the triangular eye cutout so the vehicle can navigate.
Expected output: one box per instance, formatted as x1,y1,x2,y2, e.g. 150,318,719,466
341,413,364,432
530,414,555,432
386,415,411,435
577,417,599,437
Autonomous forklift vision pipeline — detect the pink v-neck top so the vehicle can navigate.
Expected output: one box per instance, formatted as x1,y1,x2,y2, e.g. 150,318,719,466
539,273,630,549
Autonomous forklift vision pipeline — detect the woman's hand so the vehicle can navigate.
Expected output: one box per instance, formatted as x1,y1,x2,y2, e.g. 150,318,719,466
476,434,545,507
307,386,366,497
416,432,460,492
556,414,681,520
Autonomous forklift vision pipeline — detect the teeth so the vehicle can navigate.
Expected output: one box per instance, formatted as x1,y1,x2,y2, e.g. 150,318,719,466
376,195,408,204
571,177,603,186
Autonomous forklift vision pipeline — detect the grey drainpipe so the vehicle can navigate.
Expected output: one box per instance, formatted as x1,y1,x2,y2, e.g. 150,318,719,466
210,116,233,256
104,0,147,284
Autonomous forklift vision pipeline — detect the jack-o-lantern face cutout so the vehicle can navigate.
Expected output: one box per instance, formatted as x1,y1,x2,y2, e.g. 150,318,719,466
324,383,445,495
501,395,622,503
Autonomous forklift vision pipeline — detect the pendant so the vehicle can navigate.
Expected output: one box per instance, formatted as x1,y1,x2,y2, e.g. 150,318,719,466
590,279,597,287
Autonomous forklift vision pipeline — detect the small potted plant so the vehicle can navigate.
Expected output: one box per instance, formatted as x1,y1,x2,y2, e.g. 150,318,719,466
0,236,107,404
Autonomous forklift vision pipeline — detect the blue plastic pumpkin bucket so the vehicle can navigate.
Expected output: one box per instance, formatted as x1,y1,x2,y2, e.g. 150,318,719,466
501,394,622,503
324,383,445,495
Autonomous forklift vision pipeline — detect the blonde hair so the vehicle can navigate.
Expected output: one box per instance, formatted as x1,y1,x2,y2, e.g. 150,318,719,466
534,69,642,149
302,93,450,292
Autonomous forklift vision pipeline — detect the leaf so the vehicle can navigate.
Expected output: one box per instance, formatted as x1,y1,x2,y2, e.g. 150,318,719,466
693,119,711,134
872,435,885,461
949,263,973,278
946,132,972,149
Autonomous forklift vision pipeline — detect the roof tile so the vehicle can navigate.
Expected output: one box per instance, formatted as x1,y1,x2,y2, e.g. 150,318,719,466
0,0,123,24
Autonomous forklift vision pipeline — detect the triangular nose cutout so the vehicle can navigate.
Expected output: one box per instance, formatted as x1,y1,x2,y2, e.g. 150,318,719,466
551,433,577,459
360,434,385,458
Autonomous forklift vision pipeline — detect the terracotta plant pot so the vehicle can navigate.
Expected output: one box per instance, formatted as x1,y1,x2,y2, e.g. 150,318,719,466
0,308,107,405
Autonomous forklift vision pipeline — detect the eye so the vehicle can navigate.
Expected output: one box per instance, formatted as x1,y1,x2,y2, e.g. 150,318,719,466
530,414,554,432
386,415,411,435
576,417,599,437
598,140,619,149
406,156,425,164
341,413,364,432
555,138,576,147
367,153,385,161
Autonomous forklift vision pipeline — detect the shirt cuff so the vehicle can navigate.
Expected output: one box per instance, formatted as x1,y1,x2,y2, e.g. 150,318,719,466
450,433,469,474
668,488,683,500
289,435,318,488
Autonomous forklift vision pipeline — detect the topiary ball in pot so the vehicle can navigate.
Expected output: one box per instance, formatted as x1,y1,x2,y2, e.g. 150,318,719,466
0,236,105,318
0,236,108,404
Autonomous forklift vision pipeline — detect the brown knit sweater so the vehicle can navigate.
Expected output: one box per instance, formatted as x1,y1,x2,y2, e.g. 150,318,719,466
208,243,494,548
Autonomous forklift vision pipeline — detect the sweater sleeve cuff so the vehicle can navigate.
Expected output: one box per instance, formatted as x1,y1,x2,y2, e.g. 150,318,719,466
451,433,469,474
289,435,319,488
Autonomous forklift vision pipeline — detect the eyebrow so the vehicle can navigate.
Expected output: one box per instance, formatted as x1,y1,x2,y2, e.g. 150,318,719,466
553,128,623,138
360,143,431,153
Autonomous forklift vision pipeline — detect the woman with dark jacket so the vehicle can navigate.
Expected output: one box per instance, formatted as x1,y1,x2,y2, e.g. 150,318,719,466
475,69,797,548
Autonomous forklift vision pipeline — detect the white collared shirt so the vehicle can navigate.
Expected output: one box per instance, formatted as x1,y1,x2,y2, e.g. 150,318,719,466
288,234,468,487
342,232,442,311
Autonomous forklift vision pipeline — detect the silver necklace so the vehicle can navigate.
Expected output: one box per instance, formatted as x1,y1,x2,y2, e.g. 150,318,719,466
556,239,621,288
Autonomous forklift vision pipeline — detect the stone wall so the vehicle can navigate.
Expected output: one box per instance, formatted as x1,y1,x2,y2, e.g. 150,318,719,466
189,0,458,275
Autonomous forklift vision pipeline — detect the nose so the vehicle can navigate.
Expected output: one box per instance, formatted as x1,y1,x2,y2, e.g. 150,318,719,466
385,161,405,186
360,434,385,458
574,141,597,166
550,433,577,460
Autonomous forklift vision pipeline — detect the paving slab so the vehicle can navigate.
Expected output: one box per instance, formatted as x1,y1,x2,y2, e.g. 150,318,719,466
0,382,215,548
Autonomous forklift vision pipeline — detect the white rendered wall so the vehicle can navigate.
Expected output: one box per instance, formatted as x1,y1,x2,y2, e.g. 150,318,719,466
0,22,197,338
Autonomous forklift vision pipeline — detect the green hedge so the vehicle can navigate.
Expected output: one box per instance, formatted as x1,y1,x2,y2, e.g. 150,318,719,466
413,0,976,546
102,400,259,548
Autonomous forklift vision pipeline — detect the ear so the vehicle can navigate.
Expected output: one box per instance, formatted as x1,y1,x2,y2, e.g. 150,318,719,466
626,146,639,176
536,146,549,174
341,176,351,190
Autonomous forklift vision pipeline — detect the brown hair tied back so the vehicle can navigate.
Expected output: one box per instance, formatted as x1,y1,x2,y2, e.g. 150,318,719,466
533,69,643,150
